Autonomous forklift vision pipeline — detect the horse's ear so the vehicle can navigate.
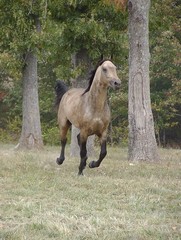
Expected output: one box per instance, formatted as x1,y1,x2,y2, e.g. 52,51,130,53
100,54,104,61
110,54,113,60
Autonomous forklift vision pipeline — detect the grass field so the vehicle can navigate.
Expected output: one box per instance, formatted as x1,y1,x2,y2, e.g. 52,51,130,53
0,144,181,240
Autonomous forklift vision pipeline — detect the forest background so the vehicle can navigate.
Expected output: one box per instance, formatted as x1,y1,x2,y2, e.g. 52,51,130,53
0,0,180,148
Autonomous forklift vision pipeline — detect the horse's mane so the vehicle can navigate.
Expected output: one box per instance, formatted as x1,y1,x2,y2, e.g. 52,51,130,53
82,59,111,95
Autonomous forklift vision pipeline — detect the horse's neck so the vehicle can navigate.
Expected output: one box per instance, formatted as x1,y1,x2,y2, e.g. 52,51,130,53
88,73,108,111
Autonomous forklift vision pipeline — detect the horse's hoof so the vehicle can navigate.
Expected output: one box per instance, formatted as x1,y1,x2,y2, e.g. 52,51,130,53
56,158,63,165
89,161,96,168
78,171,84,176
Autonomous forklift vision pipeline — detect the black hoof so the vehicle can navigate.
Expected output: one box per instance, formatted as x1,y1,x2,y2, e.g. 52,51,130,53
56,157,64,165
78,171,84,176
89,161,96,168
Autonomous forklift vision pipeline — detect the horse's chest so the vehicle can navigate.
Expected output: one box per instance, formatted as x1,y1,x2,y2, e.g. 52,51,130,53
87,116,108,134
92,117,104,128
82,107,110,135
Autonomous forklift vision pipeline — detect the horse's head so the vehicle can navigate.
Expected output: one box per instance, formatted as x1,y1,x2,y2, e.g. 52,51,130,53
100,60,121,90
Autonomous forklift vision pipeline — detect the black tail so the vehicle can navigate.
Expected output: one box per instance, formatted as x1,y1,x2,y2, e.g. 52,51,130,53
54,80,68,110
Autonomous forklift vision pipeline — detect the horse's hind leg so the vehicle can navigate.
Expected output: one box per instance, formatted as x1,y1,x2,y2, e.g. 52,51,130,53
56,121,71,165
77,133,88,175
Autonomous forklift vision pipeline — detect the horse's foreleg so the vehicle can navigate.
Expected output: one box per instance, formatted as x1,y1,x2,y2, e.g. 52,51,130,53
78,134,88,175
89,140,107,169
56,123,70,165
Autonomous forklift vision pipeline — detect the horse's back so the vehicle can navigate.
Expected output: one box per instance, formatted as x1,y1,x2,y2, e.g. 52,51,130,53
61,88,84,107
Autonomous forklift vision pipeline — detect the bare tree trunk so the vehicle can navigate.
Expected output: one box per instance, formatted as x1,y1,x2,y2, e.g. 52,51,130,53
128,0,159,161
70,49,95,157
17,51,43,149
16,15,43,150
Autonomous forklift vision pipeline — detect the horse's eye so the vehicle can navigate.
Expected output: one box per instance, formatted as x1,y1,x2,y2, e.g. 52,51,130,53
102,67,107,72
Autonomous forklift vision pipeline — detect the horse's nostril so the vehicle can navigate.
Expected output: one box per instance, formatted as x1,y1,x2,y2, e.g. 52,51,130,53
114,81,120,86
113,80,121,89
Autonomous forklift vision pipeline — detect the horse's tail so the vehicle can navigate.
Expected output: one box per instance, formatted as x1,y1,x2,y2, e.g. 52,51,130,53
54,80,68,110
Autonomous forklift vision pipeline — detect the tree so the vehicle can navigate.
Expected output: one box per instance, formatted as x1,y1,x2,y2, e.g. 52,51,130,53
18,14,43,149
128,0,159,161
0,1,46,149
18,51,43,149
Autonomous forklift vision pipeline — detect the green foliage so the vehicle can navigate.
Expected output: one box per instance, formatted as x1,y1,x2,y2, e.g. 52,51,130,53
0,0,181,147
41,124,60,145
0,0,48,52
150,0,181,146
0,52,21,81
0,128,12,143
0,116,21,143
48,0,128,63
0,79,22,139
109,89,128,145
3,82,22,118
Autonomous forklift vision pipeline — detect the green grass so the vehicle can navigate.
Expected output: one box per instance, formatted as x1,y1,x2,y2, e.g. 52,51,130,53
0,144,181,240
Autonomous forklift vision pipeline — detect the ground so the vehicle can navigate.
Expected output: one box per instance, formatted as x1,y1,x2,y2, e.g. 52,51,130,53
0,144,181,239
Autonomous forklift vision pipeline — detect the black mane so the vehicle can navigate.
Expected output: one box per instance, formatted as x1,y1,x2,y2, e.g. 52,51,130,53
82,59,111,95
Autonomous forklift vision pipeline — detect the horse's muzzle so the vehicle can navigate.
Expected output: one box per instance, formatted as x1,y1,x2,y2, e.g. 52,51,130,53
110,79,121,90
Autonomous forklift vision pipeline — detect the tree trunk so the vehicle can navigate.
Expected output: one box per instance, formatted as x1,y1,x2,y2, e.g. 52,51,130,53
17,51,43,149
70,49,95,157
128,0,159,161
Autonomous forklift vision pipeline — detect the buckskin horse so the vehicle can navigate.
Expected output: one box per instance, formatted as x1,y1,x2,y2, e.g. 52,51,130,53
55,59,121,175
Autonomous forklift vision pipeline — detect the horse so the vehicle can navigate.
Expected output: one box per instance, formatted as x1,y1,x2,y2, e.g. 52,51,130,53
55,59,121,175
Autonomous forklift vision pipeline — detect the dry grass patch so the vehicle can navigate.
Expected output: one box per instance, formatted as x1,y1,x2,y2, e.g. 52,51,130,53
0,144,181,239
